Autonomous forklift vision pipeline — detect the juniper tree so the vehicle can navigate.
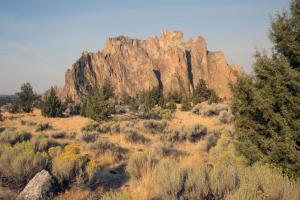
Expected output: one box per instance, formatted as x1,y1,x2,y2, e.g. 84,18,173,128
231,0,300,178
41,87,63,117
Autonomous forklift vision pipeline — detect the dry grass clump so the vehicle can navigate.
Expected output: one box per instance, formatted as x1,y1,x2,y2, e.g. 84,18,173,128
99,190,131,200
51,145,89,187
20,119,37,126
183,166,210,200
0,128,31,145
150,143,186,158
81,121,99,132
90,139,128,161
31,136,60,152
143,120,167,133
200,130,222,152
125,131,150,144
218,110,233,124
192,103,228,116
36,122,53,131
154,159,187,200
162,124,207,142
76,131,97,143
126,151,158,180
0,141,49,187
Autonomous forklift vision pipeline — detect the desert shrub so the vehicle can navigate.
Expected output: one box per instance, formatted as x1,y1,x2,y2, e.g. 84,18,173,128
81,160,102,189
162,124,207,142
226,164,300,200
201,130,222,152
110,123,120,133
167,91,182,103
191,103,202,114
48,146,63,157
0,141,49,187
35,122,53,131
51,132,66,139
201,103,228,116
154,159,187,200
218,110,233,124
51,145,89,187
126,151,158,180
143,120,167,133
81,121,100,132
76,131,97,143
183,166,210,200
0,128,31,145
180,97,192,111
139,87,164,113
7,102,19,113
41,87,64,117
150,143,186,158
90,139,127,161
164,101,177,111
20,119,37,126
31,137,59,152
100,190,131,200
209,164,240,199
125,131,149,144
81,83,115,121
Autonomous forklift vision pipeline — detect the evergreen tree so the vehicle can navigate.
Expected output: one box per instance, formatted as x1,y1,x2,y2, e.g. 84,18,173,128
231,0,300,178
16,82,37,113
81,83,115,121
41,87,63,117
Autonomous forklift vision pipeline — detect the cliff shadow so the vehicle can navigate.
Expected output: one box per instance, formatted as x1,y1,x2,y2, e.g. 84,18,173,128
185,50,194,95
153,69,163,91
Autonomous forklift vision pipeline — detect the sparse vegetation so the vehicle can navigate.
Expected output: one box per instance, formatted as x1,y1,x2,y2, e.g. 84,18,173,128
90,139,127,161
36,122,53,131
0,128,31,145
162,124,207,142
125,131,149,144
143,119,167,133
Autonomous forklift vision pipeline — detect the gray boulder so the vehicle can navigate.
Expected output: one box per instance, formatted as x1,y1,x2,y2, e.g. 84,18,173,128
17,170,56,200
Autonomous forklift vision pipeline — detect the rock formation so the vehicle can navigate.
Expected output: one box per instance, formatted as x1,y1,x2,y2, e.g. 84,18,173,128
59,30,240,102
16,170,56,200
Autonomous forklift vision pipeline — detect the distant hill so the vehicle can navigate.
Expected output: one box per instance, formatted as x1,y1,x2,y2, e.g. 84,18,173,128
0,95,17,107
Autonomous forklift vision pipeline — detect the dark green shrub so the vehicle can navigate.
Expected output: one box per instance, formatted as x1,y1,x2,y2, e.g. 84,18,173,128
51,132,66,139
208,89,221,104
16,82,37,113
167,91,182,103
193,79,211,104
41,87,64,117
81,84,115,121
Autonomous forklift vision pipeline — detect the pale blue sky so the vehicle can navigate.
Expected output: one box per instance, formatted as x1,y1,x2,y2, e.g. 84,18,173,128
0,0,289,94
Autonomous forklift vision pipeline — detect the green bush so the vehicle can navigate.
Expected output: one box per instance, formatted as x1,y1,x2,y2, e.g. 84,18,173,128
0,141,49,187
41,87,64,117
154,159,187,200
167,91,182,103
31,137,59,152
16,82,38,113
51,145,89,187
126,151,158,180
208,89,221,104
0,128,31,145
81,84,115,121
139,87,164,113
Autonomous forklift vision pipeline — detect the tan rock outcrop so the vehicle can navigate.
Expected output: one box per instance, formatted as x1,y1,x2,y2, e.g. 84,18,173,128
59,30,240,102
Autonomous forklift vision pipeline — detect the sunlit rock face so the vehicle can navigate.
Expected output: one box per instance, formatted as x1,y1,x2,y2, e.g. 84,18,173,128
59,30,240,102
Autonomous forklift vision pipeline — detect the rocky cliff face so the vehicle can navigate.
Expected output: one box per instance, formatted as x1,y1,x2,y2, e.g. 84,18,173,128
59,31,240,102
